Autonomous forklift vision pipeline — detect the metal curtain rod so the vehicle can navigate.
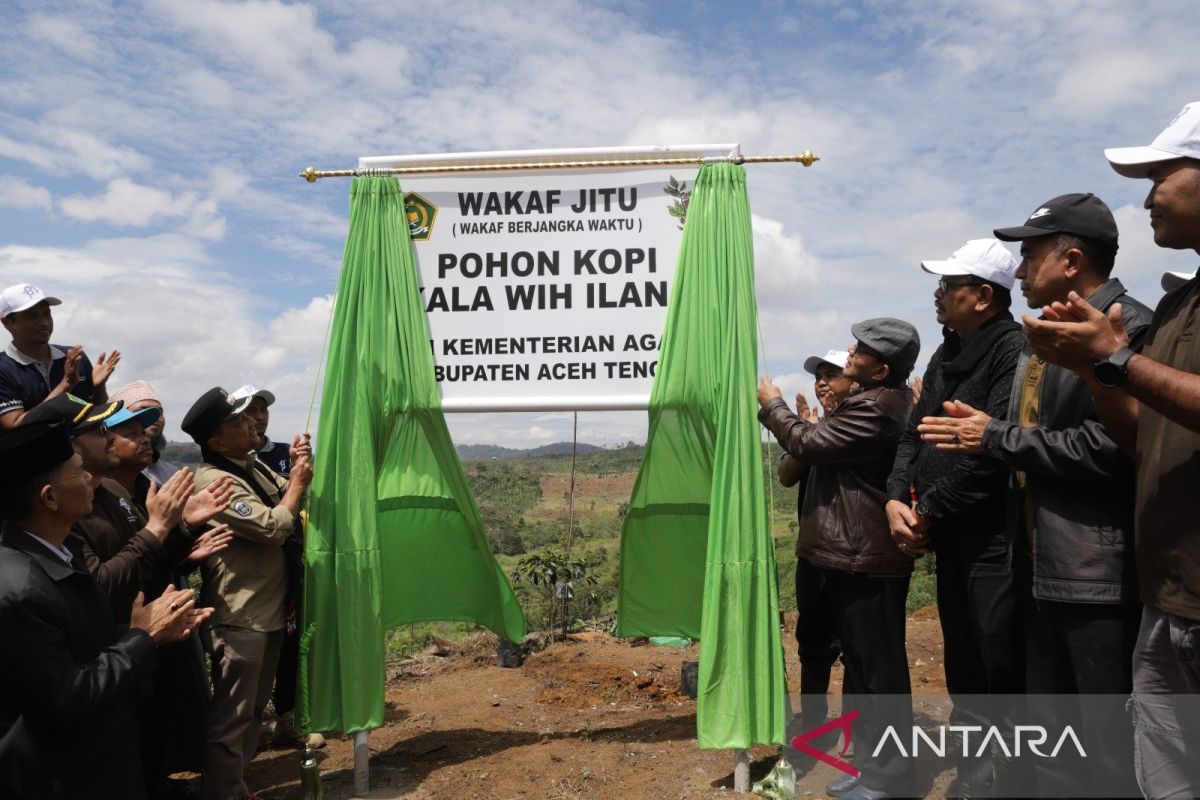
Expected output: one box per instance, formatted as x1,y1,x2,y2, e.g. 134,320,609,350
298,151,819,182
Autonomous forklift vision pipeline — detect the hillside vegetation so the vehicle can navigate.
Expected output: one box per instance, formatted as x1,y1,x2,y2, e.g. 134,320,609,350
462,440,936,637
164,436,935,649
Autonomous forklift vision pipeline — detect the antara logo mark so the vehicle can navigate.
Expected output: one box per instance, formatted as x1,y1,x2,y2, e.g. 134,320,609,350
791,709,859,777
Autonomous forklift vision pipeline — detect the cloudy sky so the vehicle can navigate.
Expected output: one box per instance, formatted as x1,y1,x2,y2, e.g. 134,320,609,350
2,0,1197,447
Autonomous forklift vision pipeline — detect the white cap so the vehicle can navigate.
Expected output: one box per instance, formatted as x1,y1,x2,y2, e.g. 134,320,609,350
0,283,61,319
920,239,1019,290
1106,102,1200,178
1161,270,1196,292
803,350,850,376
229,384,276,406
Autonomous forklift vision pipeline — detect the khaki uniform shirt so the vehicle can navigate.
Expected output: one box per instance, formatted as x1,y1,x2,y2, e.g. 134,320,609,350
194,456,295,632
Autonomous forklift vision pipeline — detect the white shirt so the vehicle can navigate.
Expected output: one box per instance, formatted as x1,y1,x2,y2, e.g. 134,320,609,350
22,527,75,565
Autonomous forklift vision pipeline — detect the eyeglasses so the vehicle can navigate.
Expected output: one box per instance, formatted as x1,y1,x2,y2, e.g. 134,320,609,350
938,278,983,293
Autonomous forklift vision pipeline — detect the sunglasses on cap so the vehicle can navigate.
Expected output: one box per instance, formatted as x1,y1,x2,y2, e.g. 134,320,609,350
69,423,110,439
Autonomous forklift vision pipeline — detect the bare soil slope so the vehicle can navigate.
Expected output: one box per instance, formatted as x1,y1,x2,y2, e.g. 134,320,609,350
246,610,951,798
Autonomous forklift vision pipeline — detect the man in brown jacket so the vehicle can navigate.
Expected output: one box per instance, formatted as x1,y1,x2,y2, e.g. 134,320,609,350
758,318,920,800
183,387,312,800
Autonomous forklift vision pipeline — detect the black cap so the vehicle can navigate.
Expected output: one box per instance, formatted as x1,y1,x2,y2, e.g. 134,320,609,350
993,193,1119,247
0,421,75,485
21,393,122,434
850,318,921,378
181,387,253,445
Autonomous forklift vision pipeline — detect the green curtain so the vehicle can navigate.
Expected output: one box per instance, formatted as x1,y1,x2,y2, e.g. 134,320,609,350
616,163,787,748
300,176,526,734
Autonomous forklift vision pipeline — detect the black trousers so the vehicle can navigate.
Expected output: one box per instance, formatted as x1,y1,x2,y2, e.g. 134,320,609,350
807,561,913,794
272,532,305,715
794,557,841,724
936,540,1024,700
1025,596,1141,798
935,538,1024,796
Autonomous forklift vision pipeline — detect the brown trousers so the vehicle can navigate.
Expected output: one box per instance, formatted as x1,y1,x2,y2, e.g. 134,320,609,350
202,625,284,800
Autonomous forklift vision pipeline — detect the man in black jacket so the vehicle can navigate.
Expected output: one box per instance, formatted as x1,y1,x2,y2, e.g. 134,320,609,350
885,238,1024,795
0,421,211,799
760,318,920,800
917,194,1150,796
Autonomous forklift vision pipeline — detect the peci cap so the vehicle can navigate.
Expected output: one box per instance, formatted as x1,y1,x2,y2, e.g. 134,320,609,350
105,405,162,431
110,380,161,408
0,421,75,486
1106,102,1200,178
1161,270,1197,292
850,318,921,379
0,283,61,319
803,350,851,376
229,385,276,407
921,239,1019,290
993,193,1119,248
20,394,122,435
182,387,252,445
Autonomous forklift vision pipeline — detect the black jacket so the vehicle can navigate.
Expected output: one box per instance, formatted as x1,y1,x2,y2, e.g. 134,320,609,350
980,279,1151,603
761,384,914,575
0,524,156,799
887,312,1024,552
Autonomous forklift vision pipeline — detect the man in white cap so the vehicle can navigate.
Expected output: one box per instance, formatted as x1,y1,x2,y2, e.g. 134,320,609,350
1024,101,1200,797
885,239,1024,796
228,385,291,477
0,283,120,428
225,384,322,750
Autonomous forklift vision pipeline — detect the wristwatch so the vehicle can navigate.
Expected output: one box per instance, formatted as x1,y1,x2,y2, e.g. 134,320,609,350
1093,347,1135,388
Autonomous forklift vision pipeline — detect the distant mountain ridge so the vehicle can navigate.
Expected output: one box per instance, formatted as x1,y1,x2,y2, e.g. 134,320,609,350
456,441,608,459
161,439,620,464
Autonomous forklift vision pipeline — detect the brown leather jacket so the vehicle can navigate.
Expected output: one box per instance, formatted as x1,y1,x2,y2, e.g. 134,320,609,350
759,384,913,575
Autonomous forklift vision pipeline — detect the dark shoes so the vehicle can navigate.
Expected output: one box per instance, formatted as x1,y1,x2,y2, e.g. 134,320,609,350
826,773,860,796
840,784,893,799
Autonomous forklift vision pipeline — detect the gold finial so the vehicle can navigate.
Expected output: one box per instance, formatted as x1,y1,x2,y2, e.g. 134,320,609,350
797,151,819,167
301,166,319,183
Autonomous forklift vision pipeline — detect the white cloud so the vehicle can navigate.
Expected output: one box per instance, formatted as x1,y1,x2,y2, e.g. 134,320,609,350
0,176,52,211
0,126,152,180
59,179,203,227
1053,52,1162,116
753,213,821,312
26,14,102,62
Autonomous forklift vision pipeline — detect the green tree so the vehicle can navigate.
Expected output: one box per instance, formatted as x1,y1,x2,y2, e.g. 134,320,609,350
510,549,599,637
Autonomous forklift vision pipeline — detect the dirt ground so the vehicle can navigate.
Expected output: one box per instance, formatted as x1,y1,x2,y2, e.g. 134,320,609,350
242,608,952,799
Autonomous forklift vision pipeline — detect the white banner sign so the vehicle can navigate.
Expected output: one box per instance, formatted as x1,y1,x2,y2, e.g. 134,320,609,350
358,145,738,411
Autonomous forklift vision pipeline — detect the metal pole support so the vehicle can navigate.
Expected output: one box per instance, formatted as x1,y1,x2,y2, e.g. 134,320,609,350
352,731,370,796
734,748,750,792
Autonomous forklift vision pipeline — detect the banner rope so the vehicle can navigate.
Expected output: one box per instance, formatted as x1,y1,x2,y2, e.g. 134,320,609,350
756,311,776,544
304,291,338,435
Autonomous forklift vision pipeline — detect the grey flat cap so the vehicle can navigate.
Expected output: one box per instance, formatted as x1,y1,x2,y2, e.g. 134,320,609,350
851,318,921,378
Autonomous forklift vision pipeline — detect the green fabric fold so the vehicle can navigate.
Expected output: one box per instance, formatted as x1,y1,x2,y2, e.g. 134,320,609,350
616,163,787,748
301,176,526,734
